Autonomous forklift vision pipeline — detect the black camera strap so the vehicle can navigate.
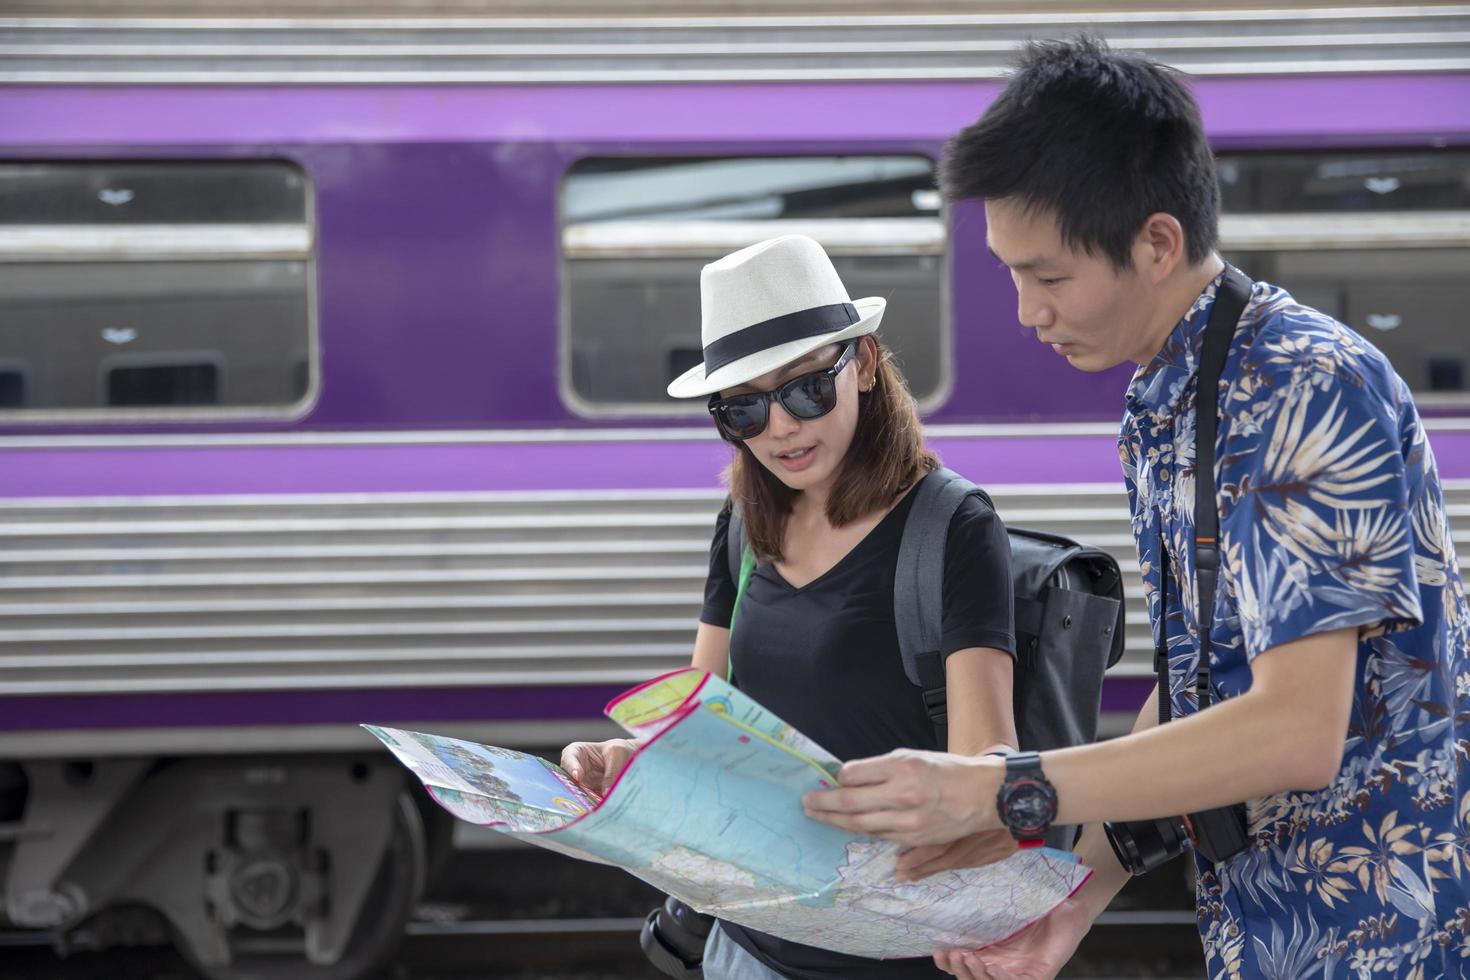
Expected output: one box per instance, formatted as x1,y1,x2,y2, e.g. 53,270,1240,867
1155,267,1253,724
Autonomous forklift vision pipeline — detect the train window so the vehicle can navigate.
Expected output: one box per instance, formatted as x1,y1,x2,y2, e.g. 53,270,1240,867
560,156,948,414
1218,150,1470,404
1218,151,1470,213
0,160,316,419
0,161,306,225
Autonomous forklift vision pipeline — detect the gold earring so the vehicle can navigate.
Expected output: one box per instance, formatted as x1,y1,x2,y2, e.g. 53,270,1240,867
862,379,875,393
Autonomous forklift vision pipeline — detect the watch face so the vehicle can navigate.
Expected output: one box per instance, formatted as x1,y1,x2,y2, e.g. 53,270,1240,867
1004,779,1056,835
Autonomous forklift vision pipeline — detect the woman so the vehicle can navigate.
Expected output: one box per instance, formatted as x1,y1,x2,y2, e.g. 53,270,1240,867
561,234,1018,980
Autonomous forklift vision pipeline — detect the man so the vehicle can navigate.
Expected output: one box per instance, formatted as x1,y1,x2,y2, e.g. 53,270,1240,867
803,36,1470,979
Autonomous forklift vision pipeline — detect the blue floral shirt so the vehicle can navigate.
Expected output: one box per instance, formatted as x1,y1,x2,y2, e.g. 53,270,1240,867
1120,268,1470,979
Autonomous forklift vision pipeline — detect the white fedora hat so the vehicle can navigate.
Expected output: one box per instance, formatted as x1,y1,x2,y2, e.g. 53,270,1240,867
666,235,885,399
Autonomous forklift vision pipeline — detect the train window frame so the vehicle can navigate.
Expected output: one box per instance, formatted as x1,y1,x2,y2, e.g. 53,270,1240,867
555,154,954,419
1216,149,1470,408
0,158,321,423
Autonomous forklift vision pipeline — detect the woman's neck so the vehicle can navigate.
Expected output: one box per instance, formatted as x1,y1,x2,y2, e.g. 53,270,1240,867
788,463,924,530
789,485,830,529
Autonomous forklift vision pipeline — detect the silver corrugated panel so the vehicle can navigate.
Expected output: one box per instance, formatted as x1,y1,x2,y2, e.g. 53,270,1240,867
1,5,1468,83
5,482,1469,698
1,0,1454,13
0,491,719,695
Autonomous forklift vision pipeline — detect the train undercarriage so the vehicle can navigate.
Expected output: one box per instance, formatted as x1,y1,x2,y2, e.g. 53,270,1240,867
1,756,447,980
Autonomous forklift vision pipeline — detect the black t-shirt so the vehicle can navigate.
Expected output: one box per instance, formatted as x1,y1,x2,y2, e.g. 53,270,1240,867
698,475,1015,980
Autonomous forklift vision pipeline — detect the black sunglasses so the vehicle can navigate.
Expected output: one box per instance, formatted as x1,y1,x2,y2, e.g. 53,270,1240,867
707,341,859,441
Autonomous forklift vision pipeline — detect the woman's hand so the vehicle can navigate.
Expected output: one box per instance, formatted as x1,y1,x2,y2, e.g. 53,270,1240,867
559,737,638,796
895,829,1018,881
801,748,1004,846
933,894,1094,979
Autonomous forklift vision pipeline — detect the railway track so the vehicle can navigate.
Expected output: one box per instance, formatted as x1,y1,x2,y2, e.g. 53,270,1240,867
1,843,1205,978
1,909,1205,979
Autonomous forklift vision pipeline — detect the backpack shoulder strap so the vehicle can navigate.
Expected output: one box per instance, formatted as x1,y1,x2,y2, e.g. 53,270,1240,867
894,467,989,735
726,504,745,590
723,504,755,684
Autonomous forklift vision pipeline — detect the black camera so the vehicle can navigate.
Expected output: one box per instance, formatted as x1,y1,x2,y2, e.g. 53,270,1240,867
1105,801,1250,875
640,896,714,979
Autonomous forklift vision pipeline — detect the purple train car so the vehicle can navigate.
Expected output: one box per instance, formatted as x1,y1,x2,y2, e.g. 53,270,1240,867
1,3,1469,976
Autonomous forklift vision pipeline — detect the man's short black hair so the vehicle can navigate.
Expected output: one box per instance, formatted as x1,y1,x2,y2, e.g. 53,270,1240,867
940,35,1219,269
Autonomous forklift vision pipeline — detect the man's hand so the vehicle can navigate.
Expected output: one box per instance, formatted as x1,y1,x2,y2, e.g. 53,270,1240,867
559,738,637,796
801,748,1004,846
896,830,1018,881
933,894,1093,979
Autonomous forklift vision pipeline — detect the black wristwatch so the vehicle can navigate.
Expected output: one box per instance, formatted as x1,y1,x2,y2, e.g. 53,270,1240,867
995,751,1058,847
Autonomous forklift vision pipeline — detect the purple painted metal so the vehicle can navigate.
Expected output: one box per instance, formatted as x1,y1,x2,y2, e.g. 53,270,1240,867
0,434,1128,497
4,76,1469,146
6,430,1470,498
0,684,627,733
0,677,1159,734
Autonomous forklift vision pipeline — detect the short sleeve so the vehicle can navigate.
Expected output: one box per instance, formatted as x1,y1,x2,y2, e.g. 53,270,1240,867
940,494,1017,659
699,503,737,628
1220,374,1423,659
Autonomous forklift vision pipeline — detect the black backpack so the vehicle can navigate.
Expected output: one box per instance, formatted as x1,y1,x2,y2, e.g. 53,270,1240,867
728,466,1126,850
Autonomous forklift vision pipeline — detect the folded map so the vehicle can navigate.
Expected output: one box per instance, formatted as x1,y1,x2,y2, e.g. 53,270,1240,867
365,666,1090,959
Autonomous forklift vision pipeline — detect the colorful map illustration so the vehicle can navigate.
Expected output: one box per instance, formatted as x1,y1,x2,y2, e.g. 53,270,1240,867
366,668,1091,958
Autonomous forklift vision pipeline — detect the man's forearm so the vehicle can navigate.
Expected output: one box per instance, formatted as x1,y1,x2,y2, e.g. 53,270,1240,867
1032,629,1357,827
802,633,1356,857
1049,691,1325,824
1057,717,1316,835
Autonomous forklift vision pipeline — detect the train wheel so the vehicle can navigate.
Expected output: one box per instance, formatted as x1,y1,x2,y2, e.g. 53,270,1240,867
182,791,427,980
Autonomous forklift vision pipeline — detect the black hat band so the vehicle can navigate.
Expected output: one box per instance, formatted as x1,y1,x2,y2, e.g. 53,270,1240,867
703,302,859,378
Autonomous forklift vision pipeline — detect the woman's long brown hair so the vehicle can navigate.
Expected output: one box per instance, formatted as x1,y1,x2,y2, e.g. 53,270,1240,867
726,337,938,563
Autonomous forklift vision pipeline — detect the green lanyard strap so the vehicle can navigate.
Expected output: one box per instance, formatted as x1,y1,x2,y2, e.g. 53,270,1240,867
727,546,755,683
